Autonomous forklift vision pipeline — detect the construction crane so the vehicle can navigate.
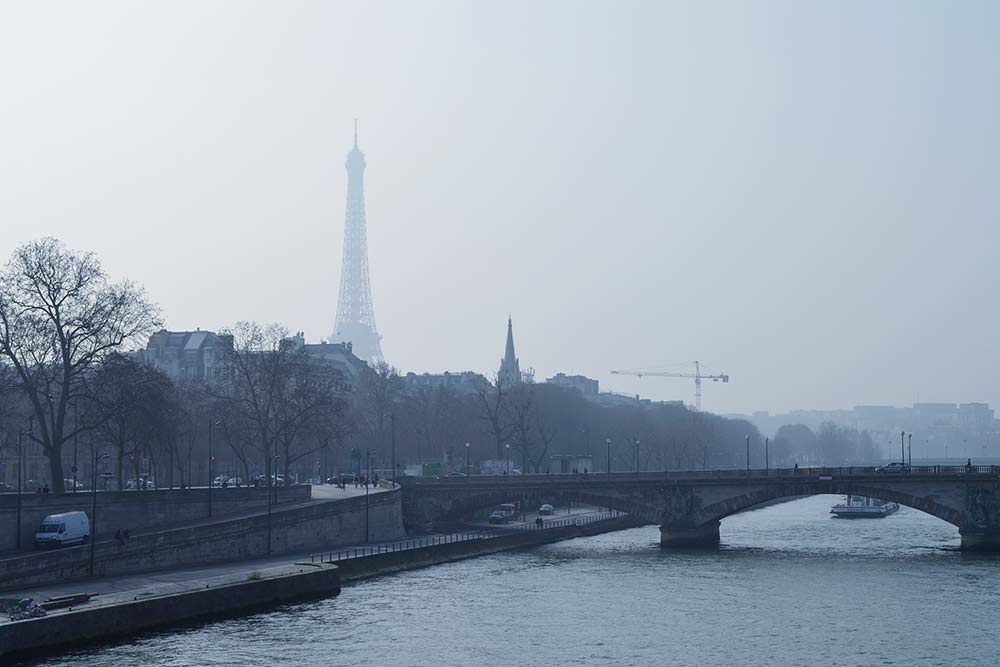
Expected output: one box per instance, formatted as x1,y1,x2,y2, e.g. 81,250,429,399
610,361,729,411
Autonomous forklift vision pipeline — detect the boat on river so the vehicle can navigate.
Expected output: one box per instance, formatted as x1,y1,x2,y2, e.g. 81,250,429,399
830,495,899,518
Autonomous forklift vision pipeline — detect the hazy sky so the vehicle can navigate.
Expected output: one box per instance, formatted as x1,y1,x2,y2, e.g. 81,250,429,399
2,1,998,415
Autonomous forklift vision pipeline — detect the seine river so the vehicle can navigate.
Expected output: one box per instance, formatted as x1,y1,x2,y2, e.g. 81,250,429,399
20,496,1000,667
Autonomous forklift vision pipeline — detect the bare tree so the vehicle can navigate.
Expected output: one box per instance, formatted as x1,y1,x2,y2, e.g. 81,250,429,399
88,354,174,490
217,321,350,484
0,239,160,493
532,407,557,473
273,353,349,483
509,385,535,472
352,361,403,459
215,322,289,483
474,373,514,460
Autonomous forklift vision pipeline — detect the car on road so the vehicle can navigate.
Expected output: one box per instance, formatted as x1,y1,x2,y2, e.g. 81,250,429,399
489,511,508,524
0,481,14,492
496,503,519,521
875,462,911,473
63,479,87,491
538,504,555,515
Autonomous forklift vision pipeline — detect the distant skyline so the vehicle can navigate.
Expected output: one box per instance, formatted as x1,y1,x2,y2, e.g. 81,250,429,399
2,2,999,415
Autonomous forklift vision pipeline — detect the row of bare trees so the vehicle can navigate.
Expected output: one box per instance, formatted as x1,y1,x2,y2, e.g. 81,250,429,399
0,238,770,492
0,239,351,493
344,367,764,475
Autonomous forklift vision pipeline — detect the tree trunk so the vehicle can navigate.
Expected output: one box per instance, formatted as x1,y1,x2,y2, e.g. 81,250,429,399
46,446,66,494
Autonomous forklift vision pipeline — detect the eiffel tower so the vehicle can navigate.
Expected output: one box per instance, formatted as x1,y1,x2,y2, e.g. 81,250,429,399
331,121,383,363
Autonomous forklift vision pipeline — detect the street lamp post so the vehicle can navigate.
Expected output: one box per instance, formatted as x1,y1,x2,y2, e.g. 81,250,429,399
900,431,906,468
267,453,278,555
634,439,640,473
505,444,510,475
765,437,769,471
73,408,79,493
908,433,912,467
16,426,24,550
465,442,471,476
745,434,750,474
606,438,612,474
90,448,110,576
365,448,375,543
391,414,396,485
208,419,215,518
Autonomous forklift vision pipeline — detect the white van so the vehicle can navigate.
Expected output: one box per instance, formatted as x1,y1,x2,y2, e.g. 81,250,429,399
34,511,90,549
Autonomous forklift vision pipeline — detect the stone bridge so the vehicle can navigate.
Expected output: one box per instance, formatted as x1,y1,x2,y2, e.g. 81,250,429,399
399,465,1000,550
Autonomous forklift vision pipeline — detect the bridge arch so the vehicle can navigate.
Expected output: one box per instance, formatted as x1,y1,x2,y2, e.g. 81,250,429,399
698,483,965,528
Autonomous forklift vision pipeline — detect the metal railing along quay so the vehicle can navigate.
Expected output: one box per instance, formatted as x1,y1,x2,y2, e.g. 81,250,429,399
309,510,625,565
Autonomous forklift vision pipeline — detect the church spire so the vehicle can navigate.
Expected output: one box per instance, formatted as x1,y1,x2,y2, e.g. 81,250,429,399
498,316,521,386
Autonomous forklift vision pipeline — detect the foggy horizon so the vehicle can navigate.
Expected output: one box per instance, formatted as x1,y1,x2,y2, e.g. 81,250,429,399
3,1,998,415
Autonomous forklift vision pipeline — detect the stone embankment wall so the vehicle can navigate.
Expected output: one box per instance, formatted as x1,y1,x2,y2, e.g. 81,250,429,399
0,486,311,552
335,514,642,582
0,563,342,660
0,489,404,591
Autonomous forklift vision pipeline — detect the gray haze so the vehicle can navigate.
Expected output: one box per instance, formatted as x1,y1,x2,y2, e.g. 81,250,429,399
2,1,998,415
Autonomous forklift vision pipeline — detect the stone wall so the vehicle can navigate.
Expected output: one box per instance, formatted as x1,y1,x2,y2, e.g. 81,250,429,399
0,486,311,552
0,563,342,660
0,489,404,591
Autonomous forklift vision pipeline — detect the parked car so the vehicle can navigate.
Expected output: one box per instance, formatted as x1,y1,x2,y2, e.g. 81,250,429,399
225,477,245,487
0,481,15,492
538,504,555,515
24,479,46,493
489,511,508,525
63,479,87,491
875,462,911,473
34,511,90,549
496,503,519,521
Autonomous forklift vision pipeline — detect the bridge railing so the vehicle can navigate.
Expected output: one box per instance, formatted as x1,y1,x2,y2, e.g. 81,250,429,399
307,510,626,565
403,464,1000,485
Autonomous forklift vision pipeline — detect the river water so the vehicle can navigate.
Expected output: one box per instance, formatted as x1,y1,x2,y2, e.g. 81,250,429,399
19,496,1000,667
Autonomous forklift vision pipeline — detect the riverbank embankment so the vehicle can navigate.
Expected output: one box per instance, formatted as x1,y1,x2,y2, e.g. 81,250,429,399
0,512,643,661
0,560,341,660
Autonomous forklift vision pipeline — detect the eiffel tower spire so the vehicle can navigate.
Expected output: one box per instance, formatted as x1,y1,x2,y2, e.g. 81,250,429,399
331,121,383,363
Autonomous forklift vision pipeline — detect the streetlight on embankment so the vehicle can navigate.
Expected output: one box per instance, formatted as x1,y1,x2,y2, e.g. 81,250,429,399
90,449,111,577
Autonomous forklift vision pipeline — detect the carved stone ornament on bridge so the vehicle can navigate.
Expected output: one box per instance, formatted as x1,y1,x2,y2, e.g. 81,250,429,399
965,487,1000,529
660,486,701,527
